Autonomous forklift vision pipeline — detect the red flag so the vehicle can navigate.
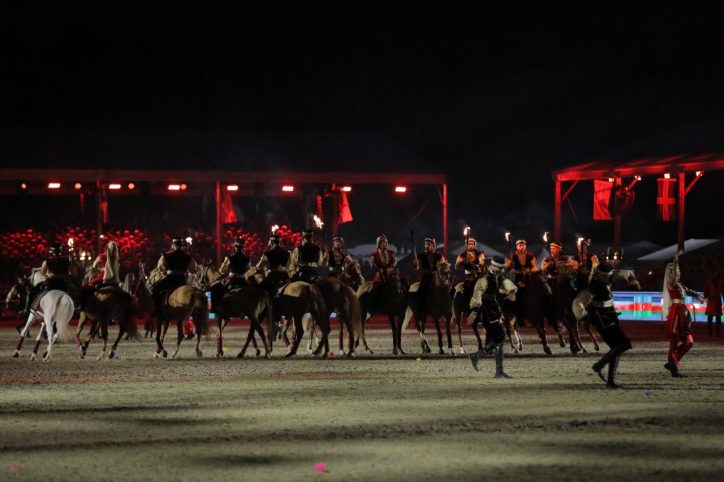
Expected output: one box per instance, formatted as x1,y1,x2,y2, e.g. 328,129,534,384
337,191,353,224
222,190,238,224
593,180,613,220
656,178,676,221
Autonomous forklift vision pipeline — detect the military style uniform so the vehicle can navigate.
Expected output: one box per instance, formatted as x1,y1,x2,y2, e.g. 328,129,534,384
256,242,291,295
151,242,197,320
455,244,484,309
289,240,325,283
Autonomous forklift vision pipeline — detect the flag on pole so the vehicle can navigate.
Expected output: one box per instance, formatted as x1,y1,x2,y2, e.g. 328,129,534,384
593,180,613,220
222,190,238,224
337,191,353,224
656,177,676,221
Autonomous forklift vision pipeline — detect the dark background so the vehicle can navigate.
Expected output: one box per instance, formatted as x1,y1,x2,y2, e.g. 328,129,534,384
2,2,724,247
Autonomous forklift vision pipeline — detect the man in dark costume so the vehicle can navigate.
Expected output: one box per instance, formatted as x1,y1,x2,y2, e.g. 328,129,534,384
541,241,574,288
454,237,485,309
151,237,198,322
289,229,325,283
327,236,363,284
256,235,291,296
210,237,250,313
414,237,445,300
24,242,72,315
468,257,513,379
572,238,599,290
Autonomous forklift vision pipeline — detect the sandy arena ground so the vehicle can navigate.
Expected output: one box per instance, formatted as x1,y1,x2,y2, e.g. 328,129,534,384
1,322,723,481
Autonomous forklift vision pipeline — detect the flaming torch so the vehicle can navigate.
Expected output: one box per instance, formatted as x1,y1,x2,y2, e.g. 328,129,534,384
67,237,74,252
271,224,279,234
312,214,324,229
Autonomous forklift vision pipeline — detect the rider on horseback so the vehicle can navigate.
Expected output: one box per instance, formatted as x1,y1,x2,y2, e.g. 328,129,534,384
151,237,198,322
327,236,363,283
541,241,574,288
505,239,538,288
370,234,398,283
468,257,513,379
454,237,484,307
414,237,445,302
289,229,325,283
256,234,291,296
23,242,72,315
220,237,251,291
80,241,121,311
572,238,599,289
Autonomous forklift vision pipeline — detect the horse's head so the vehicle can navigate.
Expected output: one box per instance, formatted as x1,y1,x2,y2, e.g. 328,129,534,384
30,268,46,287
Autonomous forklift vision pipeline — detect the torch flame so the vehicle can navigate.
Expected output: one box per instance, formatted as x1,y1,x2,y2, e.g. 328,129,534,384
542,232,548,243
313,214,324,229
271,224,279,234
185,237,193,246
67,238,74,247
505,232,511,242
463,226,470,236
577,237,584,247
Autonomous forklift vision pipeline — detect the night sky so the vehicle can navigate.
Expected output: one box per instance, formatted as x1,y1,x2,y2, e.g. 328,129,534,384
3,3,724,245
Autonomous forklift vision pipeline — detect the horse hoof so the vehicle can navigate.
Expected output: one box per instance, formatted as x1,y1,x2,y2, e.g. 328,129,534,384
582,348,588,353
162,350,168,358
74,335,82,348
196,349,203,359
30,354,37,361
12,350,19,358
153,352,160,359
544,346,552,356
109,351,115,359
438,349,445,355
96,353,104,361
559,339,566,348
255,350,261,357
237,352,244,359
215,352,223,358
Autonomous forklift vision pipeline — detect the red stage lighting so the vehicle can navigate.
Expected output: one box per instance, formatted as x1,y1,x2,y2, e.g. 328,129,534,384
226,185,239,191
168,184,181,191
394,185,407,193
74,183,82,190
340,186,352,192
180,184,188,190
127,183,136,190
282,185,294,192
48,182,61,189
664,173,671,179
108,183,122,190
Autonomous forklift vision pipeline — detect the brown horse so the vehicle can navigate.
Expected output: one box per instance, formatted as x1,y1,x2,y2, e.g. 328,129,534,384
202,265,274,359
314,276,362,356
402,260,455,355
154,285,210,359
75,286,137,360
274,281,330,357
356,271,408,355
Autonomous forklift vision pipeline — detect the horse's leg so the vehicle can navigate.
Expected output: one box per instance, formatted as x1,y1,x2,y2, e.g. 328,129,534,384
345,316,355,357
96,321,109,360
194,328,203,359
43,318,56,361
360,312,374,354
285,315,305,358
12,313,35,357
154,318,166,358
215,315,225,358
75,310,87,347
533,319,552,355
81,320,99,359
30,322,45,361
282,316,292,347
395,314,406,355
171,320,184,358
433,316,444,355
255,318,271,358
389,314,399,355
551,316,567,348
585,320,601,352
109,323,126,359
445,315,453,354
454,311,465,354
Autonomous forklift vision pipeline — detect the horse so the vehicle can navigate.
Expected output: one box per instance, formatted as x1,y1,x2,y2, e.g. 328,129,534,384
75,286,137,360
12,290,74,361
314,276,362,356
153,283,210,359
202,264,274,359
522,272,572,355
356,271,409,355
547,266,587,355
402,260,455,355
336,258,365,291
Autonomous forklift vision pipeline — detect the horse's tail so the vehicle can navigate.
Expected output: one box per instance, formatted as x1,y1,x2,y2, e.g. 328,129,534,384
119,291,138,339
309,284,328,331
53,292,75,343
192,289,210,336
401,305,415,332
343,284,362,337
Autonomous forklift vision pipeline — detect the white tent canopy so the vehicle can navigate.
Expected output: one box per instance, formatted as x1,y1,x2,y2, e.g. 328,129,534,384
637,239,720,262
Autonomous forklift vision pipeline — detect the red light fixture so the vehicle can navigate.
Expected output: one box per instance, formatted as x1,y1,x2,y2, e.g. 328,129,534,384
664,173,671,179
127,183,136,190
48,182,61,189
394,185,407,193
340,186,352,192
168,184,181,191
226,184,239,191
20,182,28,190
282,185,294,192
180,183,188,190
74,182,82,190
108,183,122,190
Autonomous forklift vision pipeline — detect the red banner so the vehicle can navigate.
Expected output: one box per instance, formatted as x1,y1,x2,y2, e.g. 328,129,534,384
222,190,238,224
593,180,613,220
656,178,676,221
337,191,353,224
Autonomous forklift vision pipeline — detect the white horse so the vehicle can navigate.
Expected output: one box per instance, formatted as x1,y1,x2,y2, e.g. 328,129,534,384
13,290,75,361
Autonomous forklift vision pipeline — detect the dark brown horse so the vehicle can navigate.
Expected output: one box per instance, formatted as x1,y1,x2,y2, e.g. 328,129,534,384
403,260,455,355
203,265,274,358
356,272,408,355
76,286,137,360
276,281,330,357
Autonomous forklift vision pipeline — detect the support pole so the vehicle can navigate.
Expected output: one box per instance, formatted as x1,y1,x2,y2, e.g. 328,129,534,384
95,181,104,253
613,177,622,255
215,181,222,266
442,183,448,258
677,172,686,251
554,179,561,243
